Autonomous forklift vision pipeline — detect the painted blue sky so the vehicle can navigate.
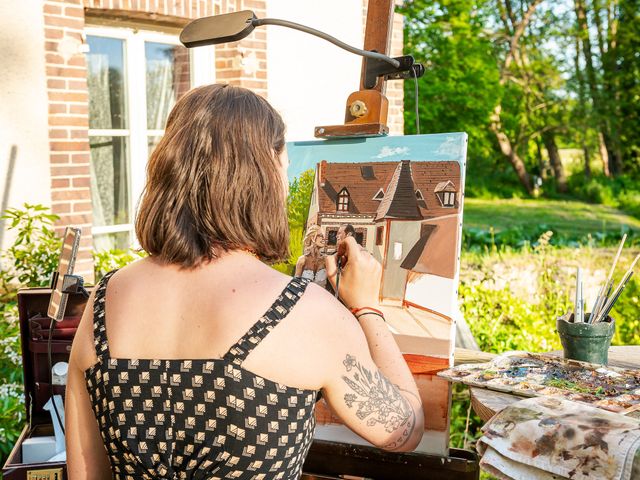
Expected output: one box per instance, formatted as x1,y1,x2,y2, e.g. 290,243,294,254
285,133,468,183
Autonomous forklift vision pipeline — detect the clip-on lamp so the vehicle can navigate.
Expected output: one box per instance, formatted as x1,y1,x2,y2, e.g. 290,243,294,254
180,5,425,138
43,226,86,452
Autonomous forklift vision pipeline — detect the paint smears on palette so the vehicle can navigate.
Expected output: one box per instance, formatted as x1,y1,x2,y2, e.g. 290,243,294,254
286,133,468,455
438,352,640,413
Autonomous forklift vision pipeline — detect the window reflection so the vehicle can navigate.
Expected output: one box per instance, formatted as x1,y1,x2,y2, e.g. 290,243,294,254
145,42,191,130
89,136,130,227
87,36,127,130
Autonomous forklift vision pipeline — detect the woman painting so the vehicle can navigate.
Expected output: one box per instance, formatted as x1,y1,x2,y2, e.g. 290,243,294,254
65,84,424,479
294,225,328,288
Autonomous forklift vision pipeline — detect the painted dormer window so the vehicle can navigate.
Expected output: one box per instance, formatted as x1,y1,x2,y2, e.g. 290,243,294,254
441,191,456,207
415,189,424,200
373,188,384,201
337,188,350,212
434,181,457,208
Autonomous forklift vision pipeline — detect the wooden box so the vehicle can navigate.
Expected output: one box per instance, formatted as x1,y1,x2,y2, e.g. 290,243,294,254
2,287,91,480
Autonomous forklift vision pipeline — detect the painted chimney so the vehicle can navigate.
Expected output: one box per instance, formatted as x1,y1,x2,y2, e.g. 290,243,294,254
319,160,327,187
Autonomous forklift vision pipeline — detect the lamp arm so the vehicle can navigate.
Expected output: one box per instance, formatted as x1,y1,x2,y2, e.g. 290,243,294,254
252,18,400,68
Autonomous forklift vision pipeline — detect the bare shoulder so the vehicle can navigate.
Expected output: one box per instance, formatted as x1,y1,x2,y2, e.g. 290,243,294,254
100,256,149,290
294,282,363,352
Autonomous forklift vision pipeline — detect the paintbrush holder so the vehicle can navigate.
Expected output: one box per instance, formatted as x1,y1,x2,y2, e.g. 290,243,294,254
556,314,615,365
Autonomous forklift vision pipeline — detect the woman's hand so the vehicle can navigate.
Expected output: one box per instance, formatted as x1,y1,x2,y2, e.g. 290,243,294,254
325,236,382,309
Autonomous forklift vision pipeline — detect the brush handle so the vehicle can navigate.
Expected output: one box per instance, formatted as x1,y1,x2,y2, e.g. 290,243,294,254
589,284,605,320
575,267,583,323
595,271,634,323
592,280,613,322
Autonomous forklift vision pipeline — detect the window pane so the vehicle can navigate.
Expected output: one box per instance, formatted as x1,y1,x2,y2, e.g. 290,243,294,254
93,231,132,252
90,136,130,227
86,36,127,129
145,42,191,130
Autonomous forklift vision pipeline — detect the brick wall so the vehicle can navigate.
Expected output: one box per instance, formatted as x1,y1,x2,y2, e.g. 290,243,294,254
42,0,268,281
43,0,94,280
214,1,268,98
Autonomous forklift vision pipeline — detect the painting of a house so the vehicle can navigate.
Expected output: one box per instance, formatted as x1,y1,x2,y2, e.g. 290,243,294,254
307,159,461,307
287,133,467,455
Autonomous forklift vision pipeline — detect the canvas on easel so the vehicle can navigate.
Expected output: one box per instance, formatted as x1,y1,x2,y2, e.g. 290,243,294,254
286,132,468,455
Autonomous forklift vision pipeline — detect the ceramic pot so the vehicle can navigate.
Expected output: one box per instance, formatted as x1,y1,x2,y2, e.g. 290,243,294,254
556,314,615,365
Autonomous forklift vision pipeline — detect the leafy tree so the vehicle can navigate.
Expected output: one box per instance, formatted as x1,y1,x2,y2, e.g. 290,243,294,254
287,169,315,230
401,0,519,195
402,0,639,198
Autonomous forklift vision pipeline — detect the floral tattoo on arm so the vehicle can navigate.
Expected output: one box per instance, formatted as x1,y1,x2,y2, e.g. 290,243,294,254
341,354,416,450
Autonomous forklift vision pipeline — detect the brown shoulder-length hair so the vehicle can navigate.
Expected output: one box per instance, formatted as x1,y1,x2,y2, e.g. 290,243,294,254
135,83,289,268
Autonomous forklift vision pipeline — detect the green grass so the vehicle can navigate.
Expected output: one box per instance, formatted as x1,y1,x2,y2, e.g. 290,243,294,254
463,198,640,238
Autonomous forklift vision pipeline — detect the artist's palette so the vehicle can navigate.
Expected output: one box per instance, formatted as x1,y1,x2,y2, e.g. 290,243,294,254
438,352,640,413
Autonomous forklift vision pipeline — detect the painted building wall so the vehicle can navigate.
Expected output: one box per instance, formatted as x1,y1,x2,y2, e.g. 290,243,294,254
0,1,51,252
406,274,455,317
381,219,421,301
404,214,462,318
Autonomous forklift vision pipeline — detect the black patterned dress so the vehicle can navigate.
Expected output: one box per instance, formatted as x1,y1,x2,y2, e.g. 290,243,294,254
84,270,317,479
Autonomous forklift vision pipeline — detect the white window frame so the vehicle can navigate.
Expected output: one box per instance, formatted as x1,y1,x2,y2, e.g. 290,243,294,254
337,189,350,212
85,26,215,246
393,242,403,260
443,191,456,207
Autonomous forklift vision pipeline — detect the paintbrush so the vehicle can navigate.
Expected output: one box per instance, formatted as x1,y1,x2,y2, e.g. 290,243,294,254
575,267,583,323
596,271,634,323
592,235,628,320
591,279,612,323
593,252,640,323
589,283,605,323
334,257,342,299
607,234,628,285
588,235,627,322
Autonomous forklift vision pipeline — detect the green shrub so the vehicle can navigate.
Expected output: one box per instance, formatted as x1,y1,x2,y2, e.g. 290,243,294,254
0,204,64,460
1,205,61,287
93,248,147,281
0,304,24,459
569,174,640,219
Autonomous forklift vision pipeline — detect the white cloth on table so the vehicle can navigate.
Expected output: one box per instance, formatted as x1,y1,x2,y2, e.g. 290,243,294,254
477,396,640,480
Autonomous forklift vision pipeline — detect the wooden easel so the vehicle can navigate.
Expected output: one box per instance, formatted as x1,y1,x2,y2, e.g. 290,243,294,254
315,0,395,139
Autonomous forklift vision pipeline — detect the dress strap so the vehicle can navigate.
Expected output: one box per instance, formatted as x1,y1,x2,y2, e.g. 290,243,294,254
223,277,311,366
92,269,118,362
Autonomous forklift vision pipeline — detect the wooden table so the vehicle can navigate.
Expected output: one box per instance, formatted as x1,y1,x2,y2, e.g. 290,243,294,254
468,346,640,422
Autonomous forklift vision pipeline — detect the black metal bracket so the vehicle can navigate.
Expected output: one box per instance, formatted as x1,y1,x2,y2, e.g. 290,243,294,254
364,54,425,89
62,274,89,299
